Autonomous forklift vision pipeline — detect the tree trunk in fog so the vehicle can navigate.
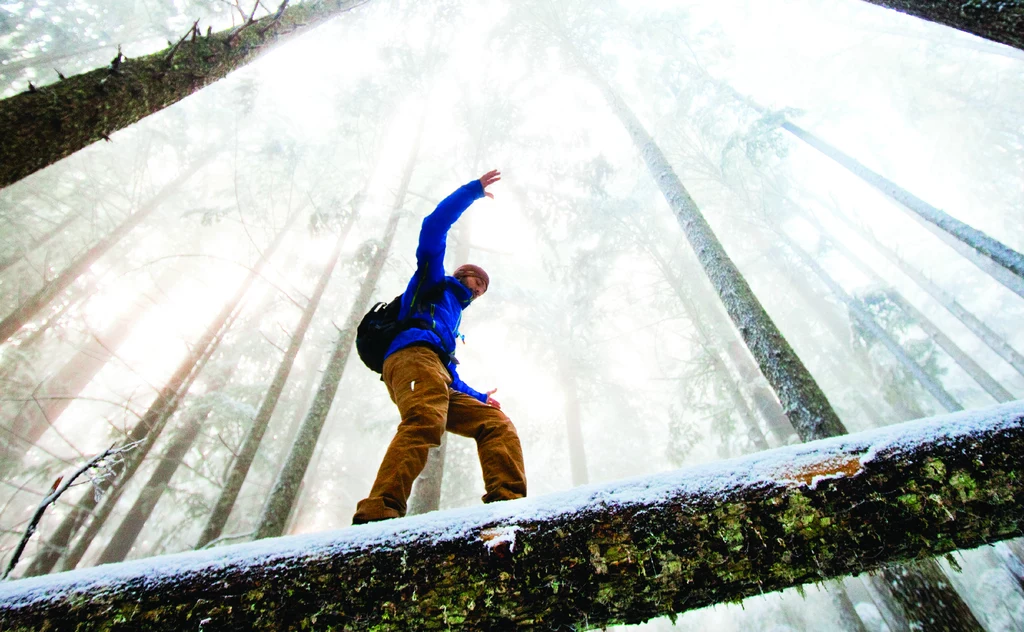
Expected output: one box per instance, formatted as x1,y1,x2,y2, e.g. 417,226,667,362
95,364,237,565
2,267,180,472
0,154,212,345
570,54,845,443
555,352,590,487
798,209,1015,403
406,436,448,516
774,236,984,630
24,209,295,577
0,212,77,275
829,204,1024,379
780,232,964,413
254,108,426,539
3,401,1022,630
0,0,366,189
878,559,984,632
853,0,1023,52
646,245,774,451
830,582,871,632
780,121,1024,300
48,309,223,574
253,211,405,540
194,208,356,549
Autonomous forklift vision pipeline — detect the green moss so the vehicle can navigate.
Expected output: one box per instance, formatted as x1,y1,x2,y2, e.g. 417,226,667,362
949,471,978,502
923,458,947,482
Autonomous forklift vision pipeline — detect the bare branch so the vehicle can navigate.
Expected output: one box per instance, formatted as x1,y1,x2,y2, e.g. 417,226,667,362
1,442,137,579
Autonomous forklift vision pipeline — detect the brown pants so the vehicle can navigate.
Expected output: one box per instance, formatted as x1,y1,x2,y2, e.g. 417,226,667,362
352,346,527,523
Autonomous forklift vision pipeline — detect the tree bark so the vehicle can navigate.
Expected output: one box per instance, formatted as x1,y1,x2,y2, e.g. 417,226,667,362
0,0,365,189
878,558,983,631
1,401,1021,631
781,121,1024,300
194,208,356,548
829,203,1024,379
23,208,296,577
574,53,846,444
854,0,1023,52
0,154,212,345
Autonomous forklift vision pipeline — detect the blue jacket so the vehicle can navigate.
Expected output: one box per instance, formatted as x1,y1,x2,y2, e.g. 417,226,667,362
384,180,487,402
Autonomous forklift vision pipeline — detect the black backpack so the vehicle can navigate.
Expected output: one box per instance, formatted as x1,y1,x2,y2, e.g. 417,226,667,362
356,295,405,373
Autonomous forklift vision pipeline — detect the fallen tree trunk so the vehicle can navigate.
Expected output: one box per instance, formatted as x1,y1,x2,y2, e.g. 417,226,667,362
854,0,1023,52
0,0,365,189
2,401,1022,631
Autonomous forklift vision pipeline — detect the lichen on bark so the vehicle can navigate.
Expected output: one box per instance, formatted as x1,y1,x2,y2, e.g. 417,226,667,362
1,403,1022,631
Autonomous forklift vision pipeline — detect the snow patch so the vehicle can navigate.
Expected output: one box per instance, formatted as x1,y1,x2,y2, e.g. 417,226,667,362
480,525,521,553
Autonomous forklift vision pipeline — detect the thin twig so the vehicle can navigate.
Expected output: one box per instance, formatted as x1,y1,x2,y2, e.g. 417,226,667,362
1,442,136,580
165,20,200,66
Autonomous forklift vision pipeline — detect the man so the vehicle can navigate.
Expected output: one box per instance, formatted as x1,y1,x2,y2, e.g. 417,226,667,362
352,169,527,524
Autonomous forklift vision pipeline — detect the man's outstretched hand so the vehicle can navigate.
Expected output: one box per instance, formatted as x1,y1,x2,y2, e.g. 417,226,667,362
485,388,502,410
479,169,501,199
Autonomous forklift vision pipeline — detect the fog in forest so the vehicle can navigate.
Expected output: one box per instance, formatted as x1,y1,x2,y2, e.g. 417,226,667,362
1,0,1023,629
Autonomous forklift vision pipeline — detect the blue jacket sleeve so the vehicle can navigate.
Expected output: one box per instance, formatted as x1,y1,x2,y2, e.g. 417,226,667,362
414,180,485,285
450,364,488,403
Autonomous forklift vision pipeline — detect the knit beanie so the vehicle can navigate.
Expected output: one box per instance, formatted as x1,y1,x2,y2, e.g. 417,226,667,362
453,264,489,292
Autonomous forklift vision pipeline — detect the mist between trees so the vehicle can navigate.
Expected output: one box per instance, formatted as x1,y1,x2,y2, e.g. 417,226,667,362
0,0,1022,630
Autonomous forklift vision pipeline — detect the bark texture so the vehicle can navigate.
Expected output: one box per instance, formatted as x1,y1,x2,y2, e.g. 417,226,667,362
781,121,1024,300
578,58,846,443
856,0,1024,52
1,402,1022,631
0,0,364,189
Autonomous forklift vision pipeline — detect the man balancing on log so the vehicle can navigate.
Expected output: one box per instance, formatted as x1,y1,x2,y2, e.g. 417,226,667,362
352,170,527,524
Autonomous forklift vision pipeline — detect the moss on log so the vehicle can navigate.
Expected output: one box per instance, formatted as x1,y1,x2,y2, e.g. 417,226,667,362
2,402,1023,630
0,0,364,190
858,0,1024,51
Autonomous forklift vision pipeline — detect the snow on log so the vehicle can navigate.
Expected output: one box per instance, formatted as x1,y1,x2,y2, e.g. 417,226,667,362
2,402,1023,631
856,0,1024,52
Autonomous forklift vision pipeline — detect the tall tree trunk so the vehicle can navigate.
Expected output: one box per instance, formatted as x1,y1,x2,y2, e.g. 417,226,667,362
2,401,1021,630
555,352,590,487
780,121,1024,300
853,0,1023,52
570,50,846,443
0,211,78,275
646,245,774,451
829,203,1024,379
0,0,365,189
797,209,1015,402
194,206,357,548
95,363,238,565
877,559,984,631
0,154,212,345
780,232,964,413
252,115,426,539
253,215,404,540
24,209,296,577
